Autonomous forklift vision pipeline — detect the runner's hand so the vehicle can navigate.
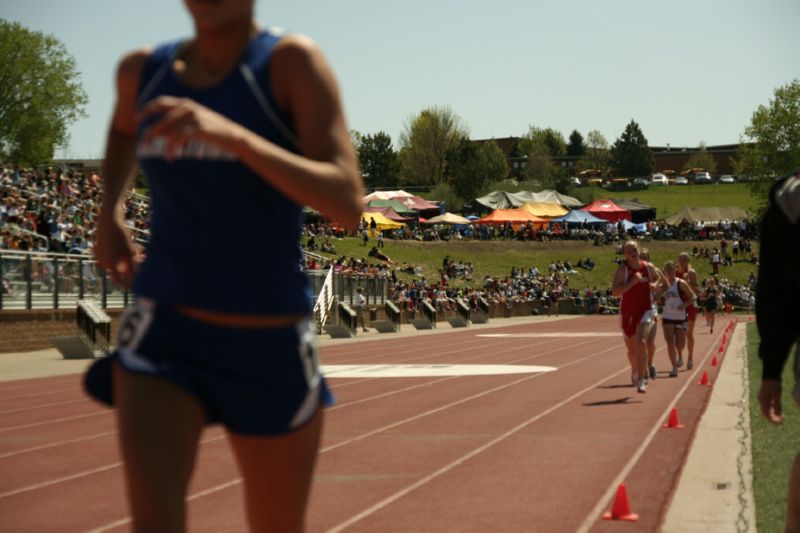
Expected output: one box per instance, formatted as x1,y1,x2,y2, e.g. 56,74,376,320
95,213,138,288
138,96,245,161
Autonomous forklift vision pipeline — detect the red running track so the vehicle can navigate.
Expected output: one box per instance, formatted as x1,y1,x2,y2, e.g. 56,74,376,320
0,315,734,532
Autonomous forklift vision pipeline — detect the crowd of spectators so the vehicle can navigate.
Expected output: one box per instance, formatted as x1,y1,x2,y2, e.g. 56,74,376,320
0,164,150,255
4,164,759,315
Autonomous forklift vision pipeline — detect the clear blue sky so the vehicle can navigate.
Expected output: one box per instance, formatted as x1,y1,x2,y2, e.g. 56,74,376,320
4,0,799,159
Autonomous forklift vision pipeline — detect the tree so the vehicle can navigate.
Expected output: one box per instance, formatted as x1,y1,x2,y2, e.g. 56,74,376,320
518,126,566,158
448,139,508,203
398,106,468,186
684,142,717,175
735,79,800,208
566,130,586,157
0,20,87,164
522,138,561,188
610,120,653,177
580,130,611,175
355,131,398,189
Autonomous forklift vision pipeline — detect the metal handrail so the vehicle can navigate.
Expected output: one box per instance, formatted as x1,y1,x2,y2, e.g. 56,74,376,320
1,250,385,312
312,265,335,333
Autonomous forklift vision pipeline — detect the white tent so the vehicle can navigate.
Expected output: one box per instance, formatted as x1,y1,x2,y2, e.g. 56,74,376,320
363,190,416,201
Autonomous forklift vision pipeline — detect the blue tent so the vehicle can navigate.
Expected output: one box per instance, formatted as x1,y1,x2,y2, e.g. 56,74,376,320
551,210,607,226
620,219,648,233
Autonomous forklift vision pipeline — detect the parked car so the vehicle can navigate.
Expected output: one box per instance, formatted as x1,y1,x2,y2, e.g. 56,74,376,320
651,173,668,186
694,171,713,184
719,175,736,184
569,176,582,187
607,178,630,191
674,176,688,185
632,177,649,188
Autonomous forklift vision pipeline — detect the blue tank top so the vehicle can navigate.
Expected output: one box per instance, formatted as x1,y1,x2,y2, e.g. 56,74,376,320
133,28,312,315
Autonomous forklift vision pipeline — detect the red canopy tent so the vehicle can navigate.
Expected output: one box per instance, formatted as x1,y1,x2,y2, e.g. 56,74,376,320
579,199,632,222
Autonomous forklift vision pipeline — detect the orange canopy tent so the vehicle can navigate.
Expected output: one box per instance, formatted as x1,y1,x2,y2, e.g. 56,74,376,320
474,208,548,229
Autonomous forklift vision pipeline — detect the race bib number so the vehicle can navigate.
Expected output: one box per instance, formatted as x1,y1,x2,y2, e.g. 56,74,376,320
117,299,155,351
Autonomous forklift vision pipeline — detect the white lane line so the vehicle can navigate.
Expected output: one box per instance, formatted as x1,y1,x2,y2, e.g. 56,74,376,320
85,479,244,533
0,430,118,459
0,387,83,401
478,332,619,338
575,341,718,532
322,364,556,378
0,411,109,433
0,398,88,415
0,434,227,500
326,363,630,533
326,331,563,365
0,462,122,499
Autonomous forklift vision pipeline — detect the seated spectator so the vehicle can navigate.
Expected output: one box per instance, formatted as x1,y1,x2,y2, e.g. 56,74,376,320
367,246,395,264
321,238,336,254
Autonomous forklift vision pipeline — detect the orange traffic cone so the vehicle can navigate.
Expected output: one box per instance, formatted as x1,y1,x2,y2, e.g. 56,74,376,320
718,343,725,354
722,334,728,345
662,407,685,429
602,483,639,521
711,355,718,366
699,371,710,386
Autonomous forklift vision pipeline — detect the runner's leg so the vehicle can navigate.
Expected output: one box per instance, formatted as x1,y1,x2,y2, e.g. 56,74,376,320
113,363,206,532
227,408,323,533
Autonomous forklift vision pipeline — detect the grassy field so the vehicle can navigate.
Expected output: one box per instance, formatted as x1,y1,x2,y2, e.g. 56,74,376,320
570,182,761,220
317,237,759,292
747,322,799,531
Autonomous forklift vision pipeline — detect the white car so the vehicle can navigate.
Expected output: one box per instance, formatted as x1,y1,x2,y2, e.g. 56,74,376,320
674,176,688,185
651,173,668,186
719,175,736,184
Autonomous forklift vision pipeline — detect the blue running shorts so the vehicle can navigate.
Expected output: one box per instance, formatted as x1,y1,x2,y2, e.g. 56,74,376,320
84,298,333,435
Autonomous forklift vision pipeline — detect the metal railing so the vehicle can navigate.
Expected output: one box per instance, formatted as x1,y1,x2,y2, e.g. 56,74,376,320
312,266,335,333
1,250,388,313
1,250,129,310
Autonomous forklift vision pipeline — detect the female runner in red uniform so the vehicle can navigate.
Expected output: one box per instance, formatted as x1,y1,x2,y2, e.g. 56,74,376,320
612,241,660,393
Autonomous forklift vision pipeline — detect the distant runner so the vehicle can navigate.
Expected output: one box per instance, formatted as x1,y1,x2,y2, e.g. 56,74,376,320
658,261,694,377
676,252,699,369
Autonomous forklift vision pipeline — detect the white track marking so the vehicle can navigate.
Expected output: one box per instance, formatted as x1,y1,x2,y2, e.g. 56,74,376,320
0,398,88,415
0,430,117,459
321,364,556,378
0,434,226,499
0,411,108,433
477,332,618,338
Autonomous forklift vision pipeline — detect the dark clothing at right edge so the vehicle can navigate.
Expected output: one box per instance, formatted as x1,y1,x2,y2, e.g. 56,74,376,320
757,168,800,380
